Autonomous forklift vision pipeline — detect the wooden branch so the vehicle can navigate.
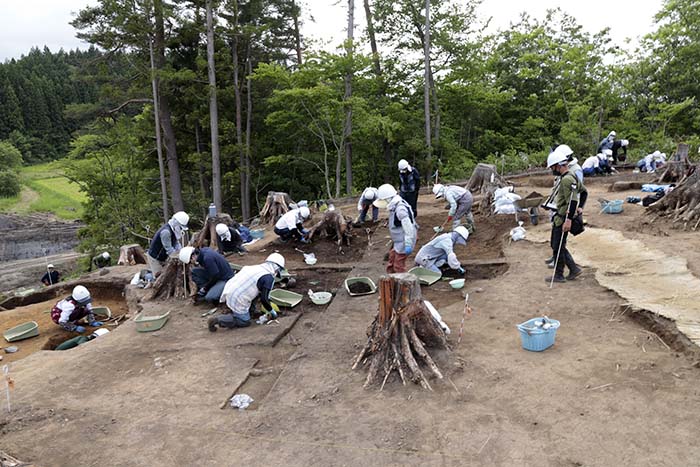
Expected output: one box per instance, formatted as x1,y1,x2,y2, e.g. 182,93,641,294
107,98,154,114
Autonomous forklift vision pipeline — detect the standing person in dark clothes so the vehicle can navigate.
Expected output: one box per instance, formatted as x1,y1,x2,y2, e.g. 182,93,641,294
398,159,420,218
611,139,629,163
178,246,235,302
41,264,60,286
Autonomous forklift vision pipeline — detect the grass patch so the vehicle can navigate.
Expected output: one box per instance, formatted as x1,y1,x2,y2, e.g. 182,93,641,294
0,193,21,211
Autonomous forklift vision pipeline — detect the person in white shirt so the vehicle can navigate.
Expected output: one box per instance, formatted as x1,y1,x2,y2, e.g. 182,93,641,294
274,207,311,243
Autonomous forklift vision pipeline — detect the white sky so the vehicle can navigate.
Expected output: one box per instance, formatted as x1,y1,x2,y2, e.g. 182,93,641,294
0,0,663,62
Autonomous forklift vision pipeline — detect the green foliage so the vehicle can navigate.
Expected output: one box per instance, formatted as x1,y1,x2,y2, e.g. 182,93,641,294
0,141,23,169
0,171,21,198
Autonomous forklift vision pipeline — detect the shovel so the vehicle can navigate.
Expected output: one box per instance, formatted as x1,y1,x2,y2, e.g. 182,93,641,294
429,219,450,241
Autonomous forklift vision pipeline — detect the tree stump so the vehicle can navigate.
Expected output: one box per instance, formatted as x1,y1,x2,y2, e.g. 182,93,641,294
191,213,237,252
466,163,509,215
657,143,691,184
649,163,700,230
306,210,353,246
259,191,293,225
146,257,197,300
352,273,450,390
117,244,148,265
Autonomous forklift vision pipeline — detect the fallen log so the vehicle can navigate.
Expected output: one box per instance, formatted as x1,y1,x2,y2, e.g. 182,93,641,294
610,181,644,192
352,273,450,390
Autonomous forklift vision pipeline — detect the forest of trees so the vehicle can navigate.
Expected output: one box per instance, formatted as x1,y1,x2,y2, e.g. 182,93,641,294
1,0,698,251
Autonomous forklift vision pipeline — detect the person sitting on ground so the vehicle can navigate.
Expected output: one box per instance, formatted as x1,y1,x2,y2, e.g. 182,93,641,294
415,226,470,275
356,187,379,224
209,253,284,331
398,159,420,218
432,183,475,233
637,150,666,173
597,149,616,175
50,285,103,333
41,264,60,286
274,206,311,243
215,223,246,254
92,252,111,270
611,139,629,163
597,130,616,153
147,211,189,275
581,154,601,177
374,183,416,274
178,246,235,303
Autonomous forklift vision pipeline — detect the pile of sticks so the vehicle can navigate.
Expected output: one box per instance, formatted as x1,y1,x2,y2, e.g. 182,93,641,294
352,273,450,390
259,191,293,225
147,257,197,300
117,244,148,265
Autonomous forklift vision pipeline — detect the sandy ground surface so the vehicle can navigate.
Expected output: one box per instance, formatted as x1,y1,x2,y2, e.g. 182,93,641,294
2,171,700,466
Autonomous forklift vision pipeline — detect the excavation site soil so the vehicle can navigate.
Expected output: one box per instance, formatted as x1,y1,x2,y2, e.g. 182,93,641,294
2,171,700,466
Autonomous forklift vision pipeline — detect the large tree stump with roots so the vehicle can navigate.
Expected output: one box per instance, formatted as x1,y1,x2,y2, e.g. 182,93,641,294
306,210,353,247
259,191,293,225
649,163,700,230
657,143,691,184
146,257,197,300
466,163,510,215
117,244,147,265
352,273,450,391
191,213,238,252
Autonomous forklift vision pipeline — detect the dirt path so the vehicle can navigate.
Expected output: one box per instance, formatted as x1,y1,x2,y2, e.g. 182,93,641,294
8,186,39,214
2,182,700,466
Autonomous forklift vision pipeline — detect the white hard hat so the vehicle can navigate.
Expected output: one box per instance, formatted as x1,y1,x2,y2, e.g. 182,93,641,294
72,285,91,305
653,150,661,157
398,159,410,171
299,206,310,218
374,184,398,208
266,253,285,269
432,184,445,199
554,144,574,158
364,188,376,200
215,223,229,236
47,264,54,269
172,211,189,227
609,131,616,137
621,139,629,147
547,151,569,168
102,252,110,259
178,246,196,264
603,149,612,156
454,226,469,241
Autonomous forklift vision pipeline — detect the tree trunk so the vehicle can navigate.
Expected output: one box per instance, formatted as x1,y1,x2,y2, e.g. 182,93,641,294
206,0,222,211
344,0,354,195
232,0,246,220
244,46,253,222
154,0,184,212
422,0,432,160
148,37,169,222
352,273,449,390
195,123,211,202
291,0,303,66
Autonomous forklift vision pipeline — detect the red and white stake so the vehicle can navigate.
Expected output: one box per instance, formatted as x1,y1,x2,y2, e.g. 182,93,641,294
457,293,473,346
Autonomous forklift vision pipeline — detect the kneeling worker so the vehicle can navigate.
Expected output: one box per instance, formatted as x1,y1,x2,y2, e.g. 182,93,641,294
433,183,475,232
209,253,284,331
215,223,246,254
274,206,311,243
179,246,234,302
356,187,379,224
51,285,103,333
92,252,111,269
415,226,469,275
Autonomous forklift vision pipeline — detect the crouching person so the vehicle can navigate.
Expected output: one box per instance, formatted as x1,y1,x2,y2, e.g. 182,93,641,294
215,223,246,254
208,253,285,331
415,226,470,275
274,206,311,243
51,285,103,333
179,246,234,302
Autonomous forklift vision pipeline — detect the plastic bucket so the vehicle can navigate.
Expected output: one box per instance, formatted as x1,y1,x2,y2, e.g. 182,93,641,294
516,318,560,352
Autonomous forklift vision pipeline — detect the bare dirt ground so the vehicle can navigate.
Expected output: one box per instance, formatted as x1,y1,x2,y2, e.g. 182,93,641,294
3,171,700,466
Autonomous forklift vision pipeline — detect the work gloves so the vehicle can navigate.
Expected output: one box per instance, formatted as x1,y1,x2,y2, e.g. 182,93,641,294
447,216,453,222
458,267,466,275
89,321,103,327
197,287,207,297
404,246,413,255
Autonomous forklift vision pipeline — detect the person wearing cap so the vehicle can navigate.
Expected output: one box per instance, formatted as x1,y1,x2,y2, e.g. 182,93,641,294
415,226,470,274
215,223,246,254
637,150,666,173
50,285,103,333
209,253,284,331
41,264,60,286
179,246,235,302
611,138,629,163
398,159,421,217
92,251,112,270
356,187,379,224
581,154,601,177
274,207,311,243
432,184,475,232
597,149,616,175
597,131,616,153
147,211,189,275
545,147,588,283
374,183,416,273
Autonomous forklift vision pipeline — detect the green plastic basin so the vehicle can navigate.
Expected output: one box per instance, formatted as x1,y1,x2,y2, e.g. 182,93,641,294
408,267,442,286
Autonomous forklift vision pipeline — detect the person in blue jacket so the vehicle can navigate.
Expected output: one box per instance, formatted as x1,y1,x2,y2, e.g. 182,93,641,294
178,246,235,302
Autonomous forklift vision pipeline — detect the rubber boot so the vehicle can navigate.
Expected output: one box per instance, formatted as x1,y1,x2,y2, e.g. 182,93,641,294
207,316,218,332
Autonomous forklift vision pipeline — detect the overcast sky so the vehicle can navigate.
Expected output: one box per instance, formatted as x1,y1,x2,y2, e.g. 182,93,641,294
0,0,663,62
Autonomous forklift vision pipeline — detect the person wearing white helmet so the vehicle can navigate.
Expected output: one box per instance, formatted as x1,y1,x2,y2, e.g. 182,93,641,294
179,246,235,302
148,211,190,275
610,138,629,163
596,149,616,175
91,251,112,270
215,223,246,254
415,226,469,275
374,183,416,273
554,144,584,184
581,154,601,177
544,149,588,283
50,285,103,333
274,206,311,243
637,150,666,173
356,187,379,224
433,183,475,232
597,130,616,153
41,264,60,286
210,253,284,331
398,159,420,217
